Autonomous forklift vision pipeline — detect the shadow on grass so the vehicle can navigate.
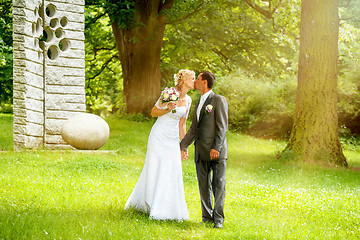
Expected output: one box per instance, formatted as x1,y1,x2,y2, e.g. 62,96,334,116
0,205,206,239
227,151,360,189
228,151,277,169
0,205,295,239
122,208,197,228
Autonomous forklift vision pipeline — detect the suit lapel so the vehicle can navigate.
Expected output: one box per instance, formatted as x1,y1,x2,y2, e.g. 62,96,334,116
198,92,214,123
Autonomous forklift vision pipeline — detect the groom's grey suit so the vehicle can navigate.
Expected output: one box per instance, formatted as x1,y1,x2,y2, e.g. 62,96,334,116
180,91,228,226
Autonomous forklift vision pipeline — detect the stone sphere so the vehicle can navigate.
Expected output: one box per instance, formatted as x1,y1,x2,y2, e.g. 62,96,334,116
61,113,110,150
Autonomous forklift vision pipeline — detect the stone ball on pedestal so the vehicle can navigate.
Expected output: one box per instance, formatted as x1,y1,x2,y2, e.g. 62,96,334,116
61,113,110,150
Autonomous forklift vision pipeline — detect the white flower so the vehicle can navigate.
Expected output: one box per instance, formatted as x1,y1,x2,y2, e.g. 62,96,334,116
160,86,180,104
205,104,213,113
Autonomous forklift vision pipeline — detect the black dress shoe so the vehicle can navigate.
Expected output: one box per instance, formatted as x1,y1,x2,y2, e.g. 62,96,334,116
214,223,223,229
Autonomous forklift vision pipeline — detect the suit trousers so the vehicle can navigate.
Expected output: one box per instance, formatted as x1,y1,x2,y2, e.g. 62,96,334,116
196,158,226,224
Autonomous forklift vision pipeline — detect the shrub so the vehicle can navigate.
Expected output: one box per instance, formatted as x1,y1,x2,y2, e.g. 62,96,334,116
215,70,296,139
215,66,360,139
338,66,360,135
0,102,12,113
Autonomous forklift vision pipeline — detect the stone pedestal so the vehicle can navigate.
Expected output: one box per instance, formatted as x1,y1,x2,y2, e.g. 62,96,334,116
13,0,86,150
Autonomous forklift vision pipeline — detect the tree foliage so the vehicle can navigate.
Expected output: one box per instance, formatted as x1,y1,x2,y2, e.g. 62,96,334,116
338,0,360,135
85,0,136,29
161,0,300,84
84,5,123,115
0,0,13,105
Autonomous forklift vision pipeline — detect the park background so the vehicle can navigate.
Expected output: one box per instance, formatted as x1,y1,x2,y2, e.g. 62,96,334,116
1,0,360,239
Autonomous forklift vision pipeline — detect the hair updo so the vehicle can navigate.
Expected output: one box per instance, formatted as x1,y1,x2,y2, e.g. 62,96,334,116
174,69,194,91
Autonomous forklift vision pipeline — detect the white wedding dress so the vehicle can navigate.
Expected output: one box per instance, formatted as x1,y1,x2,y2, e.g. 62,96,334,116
124,95,191,221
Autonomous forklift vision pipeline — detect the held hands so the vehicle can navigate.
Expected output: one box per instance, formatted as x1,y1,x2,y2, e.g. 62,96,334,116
210,149,220,160
181,150,188,160
181,149,218,160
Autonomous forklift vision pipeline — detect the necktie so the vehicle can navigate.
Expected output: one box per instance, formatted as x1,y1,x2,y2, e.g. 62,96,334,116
197,96,205,122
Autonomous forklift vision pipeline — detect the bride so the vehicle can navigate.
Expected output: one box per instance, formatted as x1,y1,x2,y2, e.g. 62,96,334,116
124,69,195,221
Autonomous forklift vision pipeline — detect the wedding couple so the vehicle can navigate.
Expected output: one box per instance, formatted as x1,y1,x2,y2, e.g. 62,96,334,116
125,70,228,229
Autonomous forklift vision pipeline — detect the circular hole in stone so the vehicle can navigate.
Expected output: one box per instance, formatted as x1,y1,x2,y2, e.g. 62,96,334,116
40,30,47,42
60,17,68,27
47,45,59,60
50,18,58,28
46,4,56,17
41,28,54,42
59,39,70,51
55,28,63,38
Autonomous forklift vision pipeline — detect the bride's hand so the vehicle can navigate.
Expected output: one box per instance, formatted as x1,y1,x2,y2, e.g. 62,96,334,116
167,102,176,111
181,150,188,160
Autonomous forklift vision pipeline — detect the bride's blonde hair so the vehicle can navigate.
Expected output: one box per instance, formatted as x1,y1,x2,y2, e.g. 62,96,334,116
174,69,195,91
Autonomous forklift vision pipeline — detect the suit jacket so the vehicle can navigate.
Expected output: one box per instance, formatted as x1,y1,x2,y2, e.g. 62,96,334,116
180,91,228,162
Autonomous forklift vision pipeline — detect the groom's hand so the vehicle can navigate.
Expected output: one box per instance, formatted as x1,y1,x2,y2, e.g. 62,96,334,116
181,150,188,160
210,149,220,160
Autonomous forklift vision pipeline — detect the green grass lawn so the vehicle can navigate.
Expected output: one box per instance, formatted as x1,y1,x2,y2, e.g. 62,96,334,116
1,114,360,239
0,113,13,151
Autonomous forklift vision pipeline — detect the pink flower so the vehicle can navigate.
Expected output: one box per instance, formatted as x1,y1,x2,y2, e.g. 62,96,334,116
161,87,179,103
205,104,213,113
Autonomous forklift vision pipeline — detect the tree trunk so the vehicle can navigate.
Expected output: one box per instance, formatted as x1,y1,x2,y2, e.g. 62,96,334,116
111,1,174,115
285,0,347,166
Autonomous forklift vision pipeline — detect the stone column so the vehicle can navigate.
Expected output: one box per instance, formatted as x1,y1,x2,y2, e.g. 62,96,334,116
12,0,86,150
43,0,86,149
13,0,45,150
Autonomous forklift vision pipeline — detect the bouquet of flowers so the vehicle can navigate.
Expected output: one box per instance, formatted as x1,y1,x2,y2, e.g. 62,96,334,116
160,87,180,113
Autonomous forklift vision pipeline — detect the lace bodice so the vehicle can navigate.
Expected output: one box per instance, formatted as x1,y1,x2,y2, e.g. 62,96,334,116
155,94,192,121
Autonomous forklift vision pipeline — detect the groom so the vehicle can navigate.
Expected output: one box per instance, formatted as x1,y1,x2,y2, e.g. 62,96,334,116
180,71,228,229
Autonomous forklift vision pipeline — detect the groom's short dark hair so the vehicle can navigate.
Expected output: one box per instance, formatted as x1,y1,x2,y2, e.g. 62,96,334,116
200,71,215,89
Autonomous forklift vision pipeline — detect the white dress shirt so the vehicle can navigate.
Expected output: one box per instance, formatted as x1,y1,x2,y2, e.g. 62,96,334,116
197,90,213,122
